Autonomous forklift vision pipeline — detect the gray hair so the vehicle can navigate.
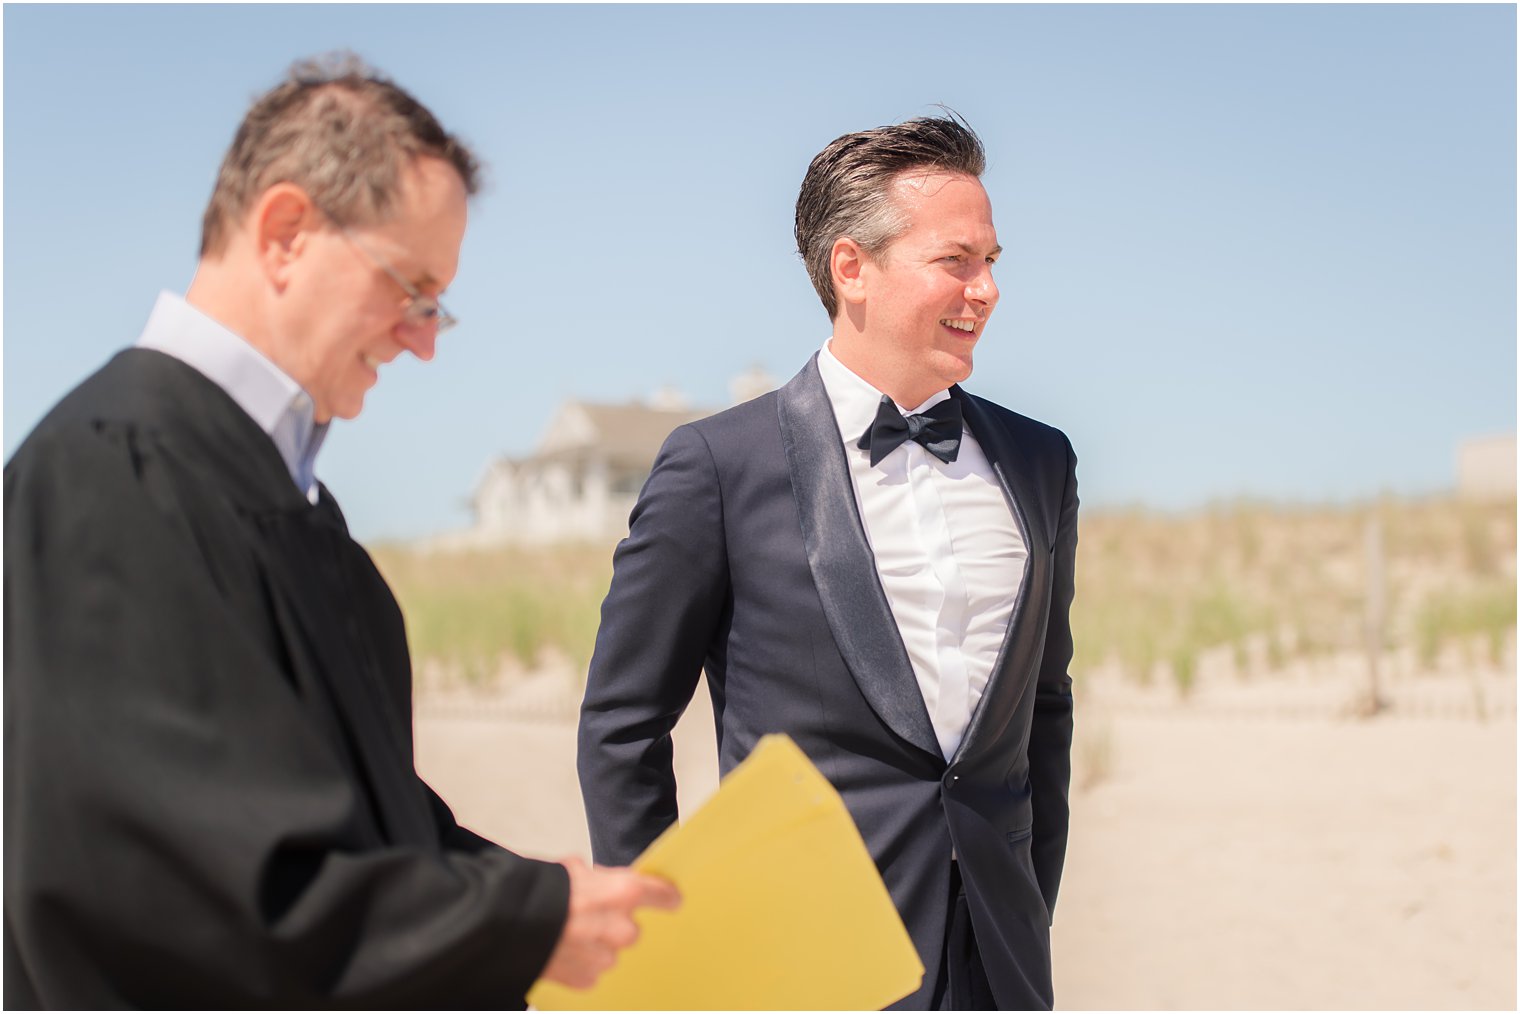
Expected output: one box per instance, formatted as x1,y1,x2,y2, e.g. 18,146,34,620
199,52,480,257
794,111,986,318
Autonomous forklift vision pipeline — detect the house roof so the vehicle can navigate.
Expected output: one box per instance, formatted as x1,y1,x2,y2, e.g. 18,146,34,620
532,400,714,469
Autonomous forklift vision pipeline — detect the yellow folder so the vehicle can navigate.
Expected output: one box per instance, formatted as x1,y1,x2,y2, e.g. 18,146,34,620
527,734,924,1010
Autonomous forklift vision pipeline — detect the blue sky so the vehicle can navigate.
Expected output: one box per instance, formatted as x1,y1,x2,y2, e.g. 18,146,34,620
5,4,1515,541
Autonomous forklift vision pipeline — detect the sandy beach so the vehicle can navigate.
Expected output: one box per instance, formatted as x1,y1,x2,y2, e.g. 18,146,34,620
416,669,1516,1010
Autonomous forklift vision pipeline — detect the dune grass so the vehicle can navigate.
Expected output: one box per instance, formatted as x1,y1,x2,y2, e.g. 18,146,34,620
1414,584,1517,669
368,541,613,686
373,496,1516,693
1072,496,1516,693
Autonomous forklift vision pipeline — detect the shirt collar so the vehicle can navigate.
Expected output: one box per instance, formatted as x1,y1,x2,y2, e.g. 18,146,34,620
816,339,951,450
135,291,327,501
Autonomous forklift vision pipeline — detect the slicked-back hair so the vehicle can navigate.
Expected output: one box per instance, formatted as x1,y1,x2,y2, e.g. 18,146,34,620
794,112,986,319
199,53,481,258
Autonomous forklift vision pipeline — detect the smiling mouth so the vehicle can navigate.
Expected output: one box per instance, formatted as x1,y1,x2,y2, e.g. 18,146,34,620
940,318,978,335
363,354,382,370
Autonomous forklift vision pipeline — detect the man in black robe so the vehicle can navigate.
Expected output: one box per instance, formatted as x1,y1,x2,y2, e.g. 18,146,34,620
4,55,677,1008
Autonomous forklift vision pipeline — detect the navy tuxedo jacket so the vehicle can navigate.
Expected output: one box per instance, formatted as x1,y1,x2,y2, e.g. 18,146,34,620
578,355,1078,1009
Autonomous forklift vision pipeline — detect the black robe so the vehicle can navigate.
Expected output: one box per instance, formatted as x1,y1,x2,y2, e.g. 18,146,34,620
4,349,569,1008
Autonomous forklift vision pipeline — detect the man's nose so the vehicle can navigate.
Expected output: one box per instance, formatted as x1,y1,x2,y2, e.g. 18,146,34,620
397,321,438,362
967,267,999,311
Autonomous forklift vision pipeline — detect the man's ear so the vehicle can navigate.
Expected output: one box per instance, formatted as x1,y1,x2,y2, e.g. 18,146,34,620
251,183,321,287
830,236,870,308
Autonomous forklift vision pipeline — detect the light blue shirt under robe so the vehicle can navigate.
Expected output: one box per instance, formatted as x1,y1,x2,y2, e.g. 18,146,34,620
136,291,328,503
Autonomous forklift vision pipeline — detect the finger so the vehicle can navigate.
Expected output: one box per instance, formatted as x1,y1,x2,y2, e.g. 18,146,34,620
633,874,682,910
604,916,640,950
591,942,621,984
569,943,616,987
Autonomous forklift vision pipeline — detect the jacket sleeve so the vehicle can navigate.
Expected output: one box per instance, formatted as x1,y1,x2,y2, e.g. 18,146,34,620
3,423,569,1008
577,423,730,866
1028,433,1078,922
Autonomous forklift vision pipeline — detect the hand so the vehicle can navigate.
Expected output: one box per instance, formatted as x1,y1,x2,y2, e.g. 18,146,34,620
539,856,681,989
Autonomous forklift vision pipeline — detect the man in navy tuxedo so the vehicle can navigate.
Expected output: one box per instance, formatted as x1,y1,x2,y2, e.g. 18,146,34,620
578,114,1078,1010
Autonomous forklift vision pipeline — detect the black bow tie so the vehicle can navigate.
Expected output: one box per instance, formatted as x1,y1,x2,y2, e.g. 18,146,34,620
856,395,963,466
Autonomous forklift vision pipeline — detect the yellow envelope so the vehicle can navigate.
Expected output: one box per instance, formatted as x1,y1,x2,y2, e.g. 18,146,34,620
528,733,924,1010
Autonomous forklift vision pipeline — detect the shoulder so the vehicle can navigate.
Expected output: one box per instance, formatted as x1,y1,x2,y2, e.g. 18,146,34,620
636,392,785,504
660,391,781,461
687,391,781,441
8,352,155,479
6,349,286,528
14,349,219,454
6,367,181,566
959,388,1075,461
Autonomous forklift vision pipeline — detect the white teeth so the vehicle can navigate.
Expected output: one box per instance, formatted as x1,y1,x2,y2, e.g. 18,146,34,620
941,319,975,333
363,355,381,369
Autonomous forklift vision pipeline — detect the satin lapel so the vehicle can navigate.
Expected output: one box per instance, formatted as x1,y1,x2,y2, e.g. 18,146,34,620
952,390,1054,763
254,496,436,846
777,357,941,761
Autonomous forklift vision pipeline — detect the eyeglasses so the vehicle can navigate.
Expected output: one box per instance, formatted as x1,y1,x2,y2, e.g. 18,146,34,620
340,228,458,335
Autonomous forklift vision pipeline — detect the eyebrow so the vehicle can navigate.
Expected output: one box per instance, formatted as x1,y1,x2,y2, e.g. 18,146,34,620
944,241,1002,258
397,255,441,293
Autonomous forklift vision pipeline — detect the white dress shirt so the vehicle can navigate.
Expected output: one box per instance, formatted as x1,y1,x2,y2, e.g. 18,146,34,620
136,292,328,503
817,341,1027,761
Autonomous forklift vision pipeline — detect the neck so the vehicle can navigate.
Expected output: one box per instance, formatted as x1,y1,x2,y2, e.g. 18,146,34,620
829,326,943,410
185,256,280,367
186,258,330,420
